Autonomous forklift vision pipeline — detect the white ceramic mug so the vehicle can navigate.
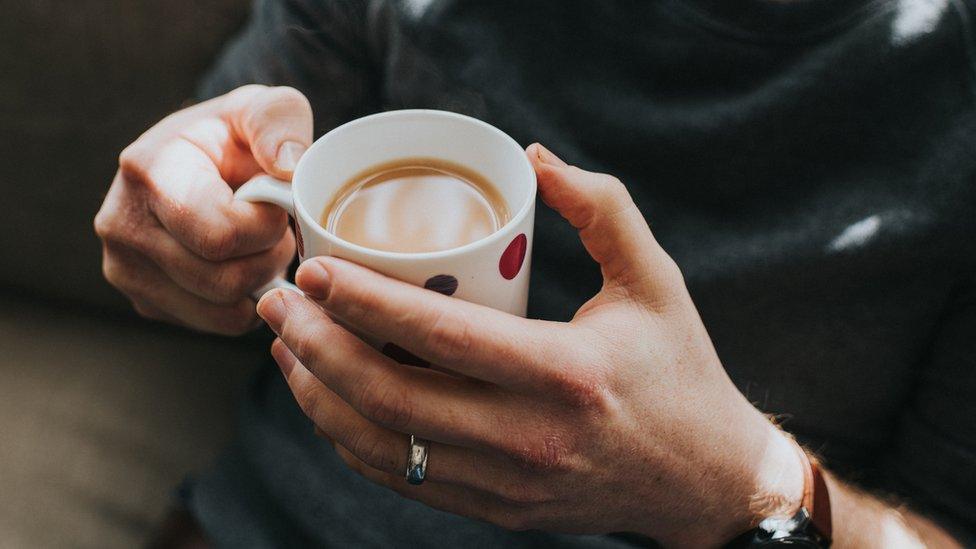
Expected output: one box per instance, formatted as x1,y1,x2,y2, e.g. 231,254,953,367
234,109,536,316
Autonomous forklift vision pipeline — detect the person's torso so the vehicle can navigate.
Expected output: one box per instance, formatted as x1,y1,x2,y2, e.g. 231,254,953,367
187,2,976,546
370,0,976,475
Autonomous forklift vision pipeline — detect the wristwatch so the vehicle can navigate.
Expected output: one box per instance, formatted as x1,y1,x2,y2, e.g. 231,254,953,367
725,442,832,548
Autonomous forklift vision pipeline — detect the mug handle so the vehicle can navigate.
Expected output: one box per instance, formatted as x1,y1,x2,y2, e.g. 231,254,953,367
234,175,302,299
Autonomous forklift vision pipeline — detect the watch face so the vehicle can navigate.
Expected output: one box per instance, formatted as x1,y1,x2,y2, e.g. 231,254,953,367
750,507,826,548
754,537,821,547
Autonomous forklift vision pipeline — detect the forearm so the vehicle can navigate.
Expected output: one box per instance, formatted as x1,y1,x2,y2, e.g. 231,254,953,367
825,472,961,549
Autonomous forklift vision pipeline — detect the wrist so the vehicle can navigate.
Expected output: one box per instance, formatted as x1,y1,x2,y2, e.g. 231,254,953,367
750,426,806,518
641,408,806,548
711,420,807,547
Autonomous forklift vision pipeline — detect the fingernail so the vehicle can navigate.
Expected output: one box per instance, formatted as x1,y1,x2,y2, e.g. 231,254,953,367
297,259,331,300
256,290,289,333
270,338,297,377
534,143,567,167
275,141,306,173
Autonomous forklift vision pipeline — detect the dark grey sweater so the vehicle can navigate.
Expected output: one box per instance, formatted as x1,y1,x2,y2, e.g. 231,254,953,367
190,1,976,546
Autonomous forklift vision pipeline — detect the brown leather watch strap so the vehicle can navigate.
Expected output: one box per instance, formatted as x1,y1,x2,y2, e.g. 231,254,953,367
795,442,832,542
809,455,832,541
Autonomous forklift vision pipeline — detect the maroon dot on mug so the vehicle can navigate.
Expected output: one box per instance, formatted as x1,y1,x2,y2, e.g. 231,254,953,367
424,274,458,296
382,343,429,368
499,233,527,280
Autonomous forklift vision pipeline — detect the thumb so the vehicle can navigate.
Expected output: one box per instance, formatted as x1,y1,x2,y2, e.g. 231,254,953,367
225,85,314,180
526,143,682,301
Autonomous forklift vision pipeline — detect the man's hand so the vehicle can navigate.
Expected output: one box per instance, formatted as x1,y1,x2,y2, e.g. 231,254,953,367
94,85,311,335
256,143,807,546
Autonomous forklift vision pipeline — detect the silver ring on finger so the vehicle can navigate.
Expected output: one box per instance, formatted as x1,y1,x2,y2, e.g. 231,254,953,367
405,435,429,485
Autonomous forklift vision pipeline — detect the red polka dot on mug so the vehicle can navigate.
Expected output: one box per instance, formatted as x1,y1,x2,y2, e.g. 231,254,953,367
499,233,527,280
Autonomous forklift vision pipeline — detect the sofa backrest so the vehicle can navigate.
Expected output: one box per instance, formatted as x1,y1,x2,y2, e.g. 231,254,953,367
0,1,251,313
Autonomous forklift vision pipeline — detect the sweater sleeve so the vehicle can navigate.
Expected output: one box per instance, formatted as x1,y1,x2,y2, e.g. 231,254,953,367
197,0,389,135
877,277,976,543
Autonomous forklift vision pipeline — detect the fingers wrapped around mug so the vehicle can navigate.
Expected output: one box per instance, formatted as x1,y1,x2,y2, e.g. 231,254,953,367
259,287,507,446
268,339,557,510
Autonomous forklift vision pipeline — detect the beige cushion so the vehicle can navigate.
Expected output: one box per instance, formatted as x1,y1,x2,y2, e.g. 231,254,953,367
0,293,268,548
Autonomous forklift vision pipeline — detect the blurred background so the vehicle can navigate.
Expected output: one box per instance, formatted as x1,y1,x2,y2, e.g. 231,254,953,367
0,2,266,546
